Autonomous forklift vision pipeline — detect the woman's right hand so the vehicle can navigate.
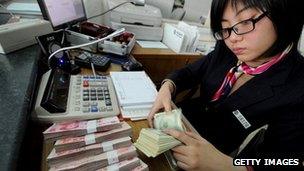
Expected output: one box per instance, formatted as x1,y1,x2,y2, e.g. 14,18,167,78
147,81,175,127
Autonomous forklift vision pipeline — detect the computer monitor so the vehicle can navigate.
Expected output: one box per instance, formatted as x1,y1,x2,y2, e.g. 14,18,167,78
38,0,87,30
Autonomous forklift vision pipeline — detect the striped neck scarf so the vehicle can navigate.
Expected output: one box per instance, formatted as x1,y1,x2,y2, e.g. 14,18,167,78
211,44,293,102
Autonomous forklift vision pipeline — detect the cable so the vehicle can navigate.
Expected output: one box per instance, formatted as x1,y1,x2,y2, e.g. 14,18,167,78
91,62,97,78
87,1,130,20
87,0,144,20
48,28,125,69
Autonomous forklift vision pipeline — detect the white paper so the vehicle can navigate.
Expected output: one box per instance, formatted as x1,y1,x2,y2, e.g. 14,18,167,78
162,23,185,53
130,117,147,121
120,107,151,119
110,71,157,106
137,41,168,49
177,21,199,52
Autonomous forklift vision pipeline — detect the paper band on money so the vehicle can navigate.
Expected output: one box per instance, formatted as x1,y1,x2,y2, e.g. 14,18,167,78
96,157,141,171
47,137,132,166
86,120,97,134
43,116,121,142
106,163,119,171
132,159,149,171
49,146,138,171
54,122,132,152
84,134,96,145
107,150,119,165
102,141,114,151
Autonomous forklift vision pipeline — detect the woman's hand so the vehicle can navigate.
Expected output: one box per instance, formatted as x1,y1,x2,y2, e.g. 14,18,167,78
147,81,175,127
164,129,247,171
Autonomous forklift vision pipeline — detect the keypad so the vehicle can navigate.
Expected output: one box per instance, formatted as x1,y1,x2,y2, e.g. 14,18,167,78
70,75,117,115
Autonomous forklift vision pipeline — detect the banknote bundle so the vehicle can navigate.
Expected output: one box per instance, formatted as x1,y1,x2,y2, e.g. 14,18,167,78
48,137,133,166
49,146,138,171
153,108,185,131
96,157,148,171
44,116,122,142
134,128,181,157
54,122,132,152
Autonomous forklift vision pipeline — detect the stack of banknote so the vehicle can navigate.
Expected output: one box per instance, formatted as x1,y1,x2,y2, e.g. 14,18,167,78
47,137,133,166
43,116,122,142
153,108,185,131
44,117,148,171
53,122,133,152
135,108,186,158
49,146,138,171
96,157,148,171
134,128,181,157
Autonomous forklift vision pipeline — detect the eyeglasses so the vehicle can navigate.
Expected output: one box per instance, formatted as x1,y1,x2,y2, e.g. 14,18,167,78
214,12,268,40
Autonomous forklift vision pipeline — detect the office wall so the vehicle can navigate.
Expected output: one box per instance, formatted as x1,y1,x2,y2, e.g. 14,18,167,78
83,0,109,25
83,0,213,25
183,0,212,23
145,0,174,18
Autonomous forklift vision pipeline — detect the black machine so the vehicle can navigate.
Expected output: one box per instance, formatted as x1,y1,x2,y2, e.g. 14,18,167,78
41,68,70,113
74,51,111,71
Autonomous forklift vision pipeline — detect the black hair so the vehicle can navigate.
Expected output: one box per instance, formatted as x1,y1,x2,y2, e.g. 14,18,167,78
210,0,304,55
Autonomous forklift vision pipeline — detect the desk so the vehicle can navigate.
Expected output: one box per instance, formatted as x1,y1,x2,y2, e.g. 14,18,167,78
41,67,172,171
132,43,202,86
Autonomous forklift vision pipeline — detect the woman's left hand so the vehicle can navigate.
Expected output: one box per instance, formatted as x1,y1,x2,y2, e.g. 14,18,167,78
164,129,246,171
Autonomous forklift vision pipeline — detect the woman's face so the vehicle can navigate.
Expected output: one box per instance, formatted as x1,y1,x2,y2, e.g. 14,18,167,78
222,2,277,66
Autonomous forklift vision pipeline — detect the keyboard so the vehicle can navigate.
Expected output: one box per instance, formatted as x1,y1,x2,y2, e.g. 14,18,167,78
74,51,111,71
69,75,118,115
33,69,120,122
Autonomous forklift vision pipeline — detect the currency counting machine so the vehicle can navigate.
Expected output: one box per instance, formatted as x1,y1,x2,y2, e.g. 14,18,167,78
108,0,163,41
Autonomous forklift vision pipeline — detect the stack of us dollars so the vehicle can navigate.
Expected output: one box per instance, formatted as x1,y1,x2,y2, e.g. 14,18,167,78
134,128,182,157
153,108,185,131
135,108,185,157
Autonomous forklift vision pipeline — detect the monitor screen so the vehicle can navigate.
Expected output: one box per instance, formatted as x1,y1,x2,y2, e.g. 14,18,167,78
38,0,86,30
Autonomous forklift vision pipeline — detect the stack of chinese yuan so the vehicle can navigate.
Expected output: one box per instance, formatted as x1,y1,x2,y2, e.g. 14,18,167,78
43,116,148,171
134,128,181,158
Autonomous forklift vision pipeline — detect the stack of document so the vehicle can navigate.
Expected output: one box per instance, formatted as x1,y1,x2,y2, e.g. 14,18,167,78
110,71,157,120
162,22,200,53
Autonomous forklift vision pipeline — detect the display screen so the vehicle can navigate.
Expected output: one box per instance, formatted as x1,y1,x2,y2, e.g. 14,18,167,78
38,0,86,29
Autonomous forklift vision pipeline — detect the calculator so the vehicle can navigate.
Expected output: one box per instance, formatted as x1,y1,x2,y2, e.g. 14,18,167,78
33,69,120,122
74,51,111,71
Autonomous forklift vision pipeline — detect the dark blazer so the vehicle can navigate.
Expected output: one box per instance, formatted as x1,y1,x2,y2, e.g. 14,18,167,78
167,43,304,167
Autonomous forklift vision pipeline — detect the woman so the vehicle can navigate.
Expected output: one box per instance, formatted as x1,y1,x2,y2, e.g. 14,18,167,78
148,0,304,170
